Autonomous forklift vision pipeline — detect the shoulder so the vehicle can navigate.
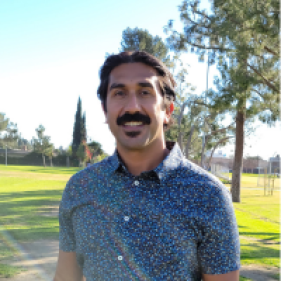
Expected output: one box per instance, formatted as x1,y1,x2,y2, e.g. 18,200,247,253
69,156,111,184
174,158,231,203
61,156,112,207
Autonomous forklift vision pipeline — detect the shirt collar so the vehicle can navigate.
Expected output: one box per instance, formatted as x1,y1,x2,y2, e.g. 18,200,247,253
108,142,184,182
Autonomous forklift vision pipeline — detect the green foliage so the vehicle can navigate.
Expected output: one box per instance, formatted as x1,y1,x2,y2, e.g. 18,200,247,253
166,57,234,166
81,112,87,143
33,125,53,167
76,142,88,166
120,27,172,66
72,98,87,160
0,113,19,149
72,97,82,156
66,145,72,156
166,0,280,201
166,0,279,122
33,125,51,153
87,140,104,156
0,113,9,133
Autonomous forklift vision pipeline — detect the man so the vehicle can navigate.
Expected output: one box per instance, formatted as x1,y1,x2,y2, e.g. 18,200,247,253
54,51,240,281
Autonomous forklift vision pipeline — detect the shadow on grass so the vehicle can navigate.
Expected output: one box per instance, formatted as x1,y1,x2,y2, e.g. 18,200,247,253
239,232,280,242
0,189,63,241
241,243,280,264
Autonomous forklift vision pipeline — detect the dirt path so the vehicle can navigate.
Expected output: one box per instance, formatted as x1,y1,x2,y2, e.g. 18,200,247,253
1,239,279,281
239,265,279,281
0,240,58,281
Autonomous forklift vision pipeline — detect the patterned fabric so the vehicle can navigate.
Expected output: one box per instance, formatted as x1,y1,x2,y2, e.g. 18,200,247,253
59,142,240,281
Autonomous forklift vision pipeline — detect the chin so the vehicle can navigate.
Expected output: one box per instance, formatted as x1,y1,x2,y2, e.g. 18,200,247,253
118,138,150,151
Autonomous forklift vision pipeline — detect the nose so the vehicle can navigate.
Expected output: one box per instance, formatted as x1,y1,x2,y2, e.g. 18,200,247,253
123,93,141,113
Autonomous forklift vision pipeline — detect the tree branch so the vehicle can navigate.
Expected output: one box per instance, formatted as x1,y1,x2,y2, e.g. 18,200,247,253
184,40,233,52
206,122,235,137
206,136,234,170
264,46,278,56
247,63,279,93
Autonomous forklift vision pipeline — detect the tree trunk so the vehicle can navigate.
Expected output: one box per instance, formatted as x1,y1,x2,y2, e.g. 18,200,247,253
185,125,195,159
66,156,70,167
177,132,183,152
42,154,46,167
200,135,209,168
231,110,245,202
50,157,53,167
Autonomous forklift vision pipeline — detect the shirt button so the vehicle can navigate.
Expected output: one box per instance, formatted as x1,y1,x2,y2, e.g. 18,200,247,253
124,216,130,222
118,255,123,261
134,180,139,186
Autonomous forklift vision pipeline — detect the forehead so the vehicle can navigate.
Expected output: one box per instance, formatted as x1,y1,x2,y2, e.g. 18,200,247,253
108,63,159,87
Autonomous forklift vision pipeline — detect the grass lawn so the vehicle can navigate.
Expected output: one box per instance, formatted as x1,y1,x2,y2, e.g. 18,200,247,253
0,165,280,279
228,173,280,189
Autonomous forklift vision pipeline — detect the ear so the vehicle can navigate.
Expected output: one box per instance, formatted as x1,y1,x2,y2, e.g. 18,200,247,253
164,102,174,124
169,102,174,114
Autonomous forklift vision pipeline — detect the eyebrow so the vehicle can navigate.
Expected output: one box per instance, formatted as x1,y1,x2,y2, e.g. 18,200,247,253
138,82,154,88
109,82,154,91
109,83,125,91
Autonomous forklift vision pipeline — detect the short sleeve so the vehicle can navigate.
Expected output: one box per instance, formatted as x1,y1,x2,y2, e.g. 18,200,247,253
59,182,76,252
198,186,240,274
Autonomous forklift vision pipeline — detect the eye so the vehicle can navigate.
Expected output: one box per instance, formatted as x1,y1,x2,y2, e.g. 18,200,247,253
114,90,125,97
140,90,151,96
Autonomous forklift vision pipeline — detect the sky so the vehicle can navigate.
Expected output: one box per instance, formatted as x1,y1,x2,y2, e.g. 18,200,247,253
1,0,280,160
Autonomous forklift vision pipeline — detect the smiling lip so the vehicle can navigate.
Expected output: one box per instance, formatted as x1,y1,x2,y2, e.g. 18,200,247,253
122,123,145,131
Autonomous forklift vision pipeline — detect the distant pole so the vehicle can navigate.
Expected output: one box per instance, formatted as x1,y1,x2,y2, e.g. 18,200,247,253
5,145,7,166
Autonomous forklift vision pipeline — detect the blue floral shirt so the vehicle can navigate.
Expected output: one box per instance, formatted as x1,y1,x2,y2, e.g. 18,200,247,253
59,142,240,281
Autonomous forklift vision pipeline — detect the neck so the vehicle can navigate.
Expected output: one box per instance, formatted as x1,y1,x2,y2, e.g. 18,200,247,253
116,140,170,176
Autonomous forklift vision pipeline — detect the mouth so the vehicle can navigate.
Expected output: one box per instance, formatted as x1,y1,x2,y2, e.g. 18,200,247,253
122,122,145,131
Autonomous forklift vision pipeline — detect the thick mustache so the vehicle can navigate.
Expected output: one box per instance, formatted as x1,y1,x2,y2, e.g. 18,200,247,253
116,113,151,126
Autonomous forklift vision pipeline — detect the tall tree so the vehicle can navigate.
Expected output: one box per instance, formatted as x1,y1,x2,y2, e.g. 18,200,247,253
81,112,87,142
72,97,83,156
165,0,279,202
120,27,172,66
33,125,53,167
166,57,235,167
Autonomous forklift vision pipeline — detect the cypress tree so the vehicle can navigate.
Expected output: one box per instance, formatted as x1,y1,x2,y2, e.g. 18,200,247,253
81,112,87,142
72,97,82,156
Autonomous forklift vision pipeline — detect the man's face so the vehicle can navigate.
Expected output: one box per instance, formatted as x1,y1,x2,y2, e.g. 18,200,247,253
103,62,172,152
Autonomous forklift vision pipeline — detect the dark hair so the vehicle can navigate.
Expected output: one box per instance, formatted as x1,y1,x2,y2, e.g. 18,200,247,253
97,51,176,130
